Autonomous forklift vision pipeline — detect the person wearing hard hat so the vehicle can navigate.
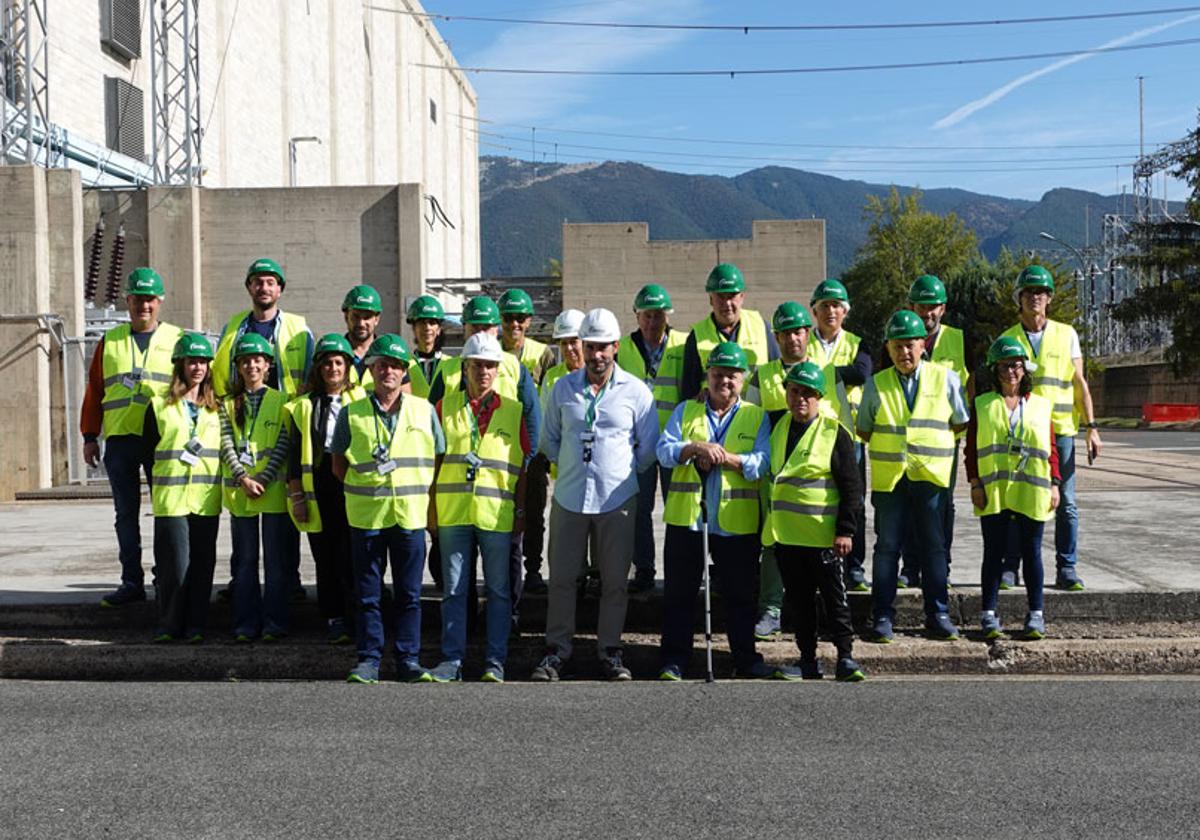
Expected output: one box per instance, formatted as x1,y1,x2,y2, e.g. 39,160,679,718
429,332,533,683
212,258,313,399
217,333,294,642
858,311,970,643
762,361,866,681
533,308,659,682
331,334,445,685
499,288,556,383
678,263,779,402
284,334,367,645
1001,264,1101,592
522,308,587,595
808,278,873,593
965,337,1062,641
80,267,184,607
142,332,222,642
406,294,447,398
656,341,777,680
617,283,689,594
341,284,383,387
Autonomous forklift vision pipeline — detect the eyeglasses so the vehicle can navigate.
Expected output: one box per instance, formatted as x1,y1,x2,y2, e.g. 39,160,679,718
995,361,1025,371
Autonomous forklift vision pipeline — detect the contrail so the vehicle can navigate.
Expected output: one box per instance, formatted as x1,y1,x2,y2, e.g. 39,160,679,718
933,11,1200,129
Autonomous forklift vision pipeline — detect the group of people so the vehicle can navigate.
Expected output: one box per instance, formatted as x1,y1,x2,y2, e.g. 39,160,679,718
81,256,1102,683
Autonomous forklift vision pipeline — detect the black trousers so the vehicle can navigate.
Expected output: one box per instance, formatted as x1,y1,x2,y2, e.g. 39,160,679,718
153,513,219,637
522,453,550,576
308,459,355,623
775,543,855,661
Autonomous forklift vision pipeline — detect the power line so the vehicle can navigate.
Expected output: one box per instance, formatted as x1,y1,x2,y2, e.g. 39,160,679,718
421,35,1200,75
369,5,1200,32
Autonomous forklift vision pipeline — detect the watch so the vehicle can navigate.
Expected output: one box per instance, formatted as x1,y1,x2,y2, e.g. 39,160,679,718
1084,422,1098,429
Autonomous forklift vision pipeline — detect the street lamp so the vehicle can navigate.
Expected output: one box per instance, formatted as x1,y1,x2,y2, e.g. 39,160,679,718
288,136,322,187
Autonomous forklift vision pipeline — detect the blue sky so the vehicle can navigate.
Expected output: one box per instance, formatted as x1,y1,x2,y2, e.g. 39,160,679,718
417,0,1199,202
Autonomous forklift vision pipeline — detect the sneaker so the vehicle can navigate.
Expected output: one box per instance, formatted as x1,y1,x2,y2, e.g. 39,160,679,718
347,661,380,684
896,573,911,589
868,617,894,644
797,658,824,680
835,657,866,682
600,648,632,682
531,652,565,682
847,578,870,593
628,571,656,594
396,660,433,683
658,663,683,682
733,660,776,679
99,585,146,608
999,571,1017,590
772,662,805,681
430,660,463,683
980,610,1006,641
481,662,505,683
261,631,286,643
926,613,960,641
152,632,174,643
1056,570,1085,592
523,570,548,595
1022,611,1046,641
234,633,254,644
185,633,204,645
326,619,352,645
754,611,781,641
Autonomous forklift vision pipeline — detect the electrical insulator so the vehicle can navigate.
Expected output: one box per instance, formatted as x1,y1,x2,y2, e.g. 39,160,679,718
85,219,105,303
105,225,126,307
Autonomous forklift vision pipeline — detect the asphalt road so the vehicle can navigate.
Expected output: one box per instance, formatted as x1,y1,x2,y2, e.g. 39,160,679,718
2,678,1198,839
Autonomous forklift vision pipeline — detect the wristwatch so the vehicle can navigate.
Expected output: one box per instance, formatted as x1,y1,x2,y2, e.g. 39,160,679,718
1084,421,1098,429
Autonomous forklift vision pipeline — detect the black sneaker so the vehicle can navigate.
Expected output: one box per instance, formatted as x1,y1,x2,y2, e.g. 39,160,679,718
524,570,548,595
531,651,565,682
600,648,632,681
99,585,146,608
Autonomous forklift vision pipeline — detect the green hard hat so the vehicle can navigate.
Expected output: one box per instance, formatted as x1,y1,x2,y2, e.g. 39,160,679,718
705,263,745,294
463,296,501,326
124,267,165,298
634,283,673,311
364,333,411,367
884,309,928,341
233,332,275,360
908,274,947,305
498,288,535,316
406,294,445,323
313,333,353,359
784,360,826,396
810,278,849,306
1016,264,1055,294
706,340,750,372
341,284,382,313
986,336,1034,367
246,257,285,287
773,301,812,332
171,331,213,361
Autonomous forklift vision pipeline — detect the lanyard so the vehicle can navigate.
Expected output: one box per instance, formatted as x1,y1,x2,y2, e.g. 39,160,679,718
584,376,610,431
372,394,402,453
1007,397,1025,442
185,401,200,440
128,331,152,376
644,337,666,379
706,401,740,446
238,392,263,448
467,393,494,451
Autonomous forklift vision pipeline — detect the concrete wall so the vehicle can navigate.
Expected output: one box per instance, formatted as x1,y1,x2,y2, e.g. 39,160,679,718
561,220,827,335
1091,360,1200,419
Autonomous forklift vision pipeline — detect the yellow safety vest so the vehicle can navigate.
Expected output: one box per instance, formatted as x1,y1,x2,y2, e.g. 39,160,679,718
926,325,969,440
1001,320,1078,436
763,414,840,548
618,329,688,430
663,400,764,536
436,390,524,532
808,329,863,418
511,337,549,379
342,396,436,530
433,353,521,401
691,309,770,373
756,358,853,430
212,309,310,398
150,396,223,517
100,322,183,437
281,388,363,532
407,352,445,399
867,363,957,492
973,392,1054,521
220,389,288,516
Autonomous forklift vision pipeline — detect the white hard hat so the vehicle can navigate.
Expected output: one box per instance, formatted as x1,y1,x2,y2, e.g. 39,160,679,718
461,331,504,362
552,309,586,340
578,308,621,344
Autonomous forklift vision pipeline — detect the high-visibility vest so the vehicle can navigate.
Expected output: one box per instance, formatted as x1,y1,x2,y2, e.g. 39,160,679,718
763,414,841,548
927,325,969,440
808,329,864,418
867,362,957,492
511,337,549,379
973,392,1054,521
618,329,688,430
212,309,310,398
342,396,436,530
1001,320,1078,436
220,388,288,516
756,358,853,431
150,396,223,517
663,400,764,535
408,352,444,399
282,389,366,533
436,390,524,532
100,322,183,437
691,309,770,373
433,352,521,401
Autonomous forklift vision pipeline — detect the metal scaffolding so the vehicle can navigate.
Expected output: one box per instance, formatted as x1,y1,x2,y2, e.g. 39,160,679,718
0,0,57,166
149,0,202,184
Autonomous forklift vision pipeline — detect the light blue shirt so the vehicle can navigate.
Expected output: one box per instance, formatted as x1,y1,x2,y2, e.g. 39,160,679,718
857,361,970,436
541,364,659,514
656,398,771,538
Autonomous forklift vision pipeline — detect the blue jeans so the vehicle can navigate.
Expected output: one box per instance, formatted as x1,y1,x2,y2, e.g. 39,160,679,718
1054,433,1078,573
871,477,950,623
439,525,511,666
102,434,154,589
981,513,1045,613
634,464,669,577
229,512,292,638
350,525,426,666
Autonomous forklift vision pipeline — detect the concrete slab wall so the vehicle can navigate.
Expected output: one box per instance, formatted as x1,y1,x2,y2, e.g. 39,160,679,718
562,220,827,335
1091,362,1200,418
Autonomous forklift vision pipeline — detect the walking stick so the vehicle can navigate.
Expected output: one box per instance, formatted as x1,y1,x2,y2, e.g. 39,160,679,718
700,488,715,684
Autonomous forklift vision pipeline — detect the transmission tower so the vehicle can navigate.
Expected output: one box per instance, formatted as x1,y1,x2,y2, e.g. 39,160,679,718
149,0,202,185
0,0,56,166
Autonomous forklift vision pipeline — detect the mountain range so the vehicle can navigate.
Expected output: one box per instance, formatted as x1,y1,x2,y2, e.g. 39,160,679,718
479,155,1142,277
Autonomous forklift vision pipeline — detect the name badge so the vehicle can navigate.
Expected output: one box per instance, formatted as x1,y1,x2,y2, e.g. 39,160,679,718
238,446,256,468
580,431,596,444
465,451,483,483
376,458,397,475
180,451,200,466
122,372,142,390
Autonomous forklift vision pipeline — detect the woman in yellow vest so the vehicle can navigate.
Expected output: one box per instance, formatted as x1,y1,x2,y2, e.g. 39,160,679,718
656,342,776,680
218,333,293,642
144,332,222,642
966,337,1062,641
763,362,865,681
285,333,365,645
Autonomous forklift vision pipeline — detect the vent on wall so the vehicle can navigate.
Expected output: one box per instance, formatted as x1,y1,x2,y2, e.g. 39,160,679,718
101,0,142,59
104,76,145,160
